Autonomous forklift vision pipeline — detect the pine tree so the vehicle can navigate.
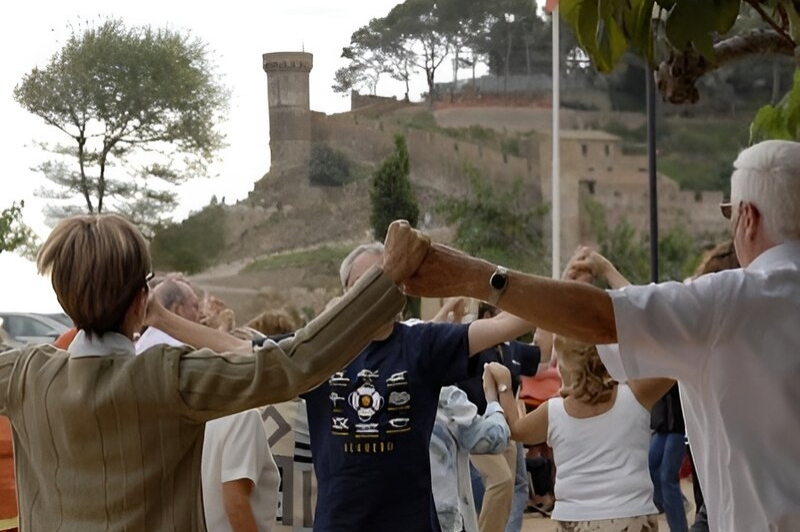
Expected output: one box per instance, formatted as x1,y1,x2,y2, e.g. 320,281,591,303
369,135,420,240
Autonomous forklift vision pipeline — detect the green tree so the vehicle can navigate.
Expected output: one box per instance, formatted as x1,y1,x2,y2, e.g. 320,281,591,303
13,18,229,235
557,0,800,140
385,0,452,103
585,198,703,283
149,204,226,274
0,202,38,258
437,165,549,273
370,135,420,241
333,22,392,96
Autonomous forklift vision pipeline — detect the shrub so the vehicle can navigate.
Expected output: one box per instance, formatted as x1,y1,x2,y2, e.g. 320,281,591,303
309,143,352,187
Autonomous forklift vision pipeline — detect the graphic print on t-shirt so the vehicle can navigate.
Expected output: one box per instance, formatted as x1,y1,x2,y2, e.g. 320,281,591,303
327,366,413,451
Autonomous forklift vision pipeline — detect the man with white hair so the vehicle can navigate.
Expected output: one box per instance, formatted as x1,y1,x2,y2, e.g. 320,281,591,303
403,139,800,531
136,277,202,351
136,278,280,532
298,242,534,532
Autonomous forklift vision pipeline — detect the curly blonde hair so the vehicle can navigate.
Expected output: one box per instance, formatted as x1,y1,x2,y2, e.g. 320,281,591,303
554,335,616,405
693,240,739,277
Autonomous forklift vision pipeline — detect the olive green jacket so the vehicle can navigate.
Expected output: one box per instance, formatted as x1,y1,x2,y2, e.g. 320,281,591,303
0,267,403,531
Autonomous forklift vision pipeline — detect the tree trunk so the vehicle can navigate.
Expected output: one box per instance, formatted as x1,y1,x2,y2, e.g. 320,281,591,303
505,26,513,94
427,68,435,105
526,41,531,76
771,59,781,104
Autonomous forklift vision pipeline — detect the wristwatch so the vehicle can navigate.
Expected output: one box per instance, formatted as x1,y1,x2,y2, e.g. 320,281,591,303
488,266,509,306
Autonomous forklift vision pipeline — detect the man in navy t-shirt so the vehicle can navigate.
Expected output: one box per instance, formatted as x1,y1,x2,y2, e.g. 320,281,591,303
302,243,533,532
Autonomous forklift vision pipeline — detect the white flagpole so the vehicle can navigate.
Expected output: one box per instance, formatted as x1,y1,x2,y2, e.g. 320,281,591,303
551,5,561,279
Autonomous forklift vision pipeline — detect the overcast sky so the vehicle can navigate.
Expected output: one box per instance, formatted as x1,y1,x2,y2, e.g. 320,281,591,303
0,0,449,311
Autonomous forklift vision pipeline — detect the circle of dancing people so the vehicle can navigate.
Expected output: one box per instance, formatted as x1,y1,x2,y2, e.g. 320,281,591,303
0,139,798,532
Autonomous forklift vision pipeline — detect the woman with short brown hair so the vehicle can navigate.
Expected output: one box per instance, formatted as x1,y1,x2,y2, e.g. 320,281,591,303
0,213,428,531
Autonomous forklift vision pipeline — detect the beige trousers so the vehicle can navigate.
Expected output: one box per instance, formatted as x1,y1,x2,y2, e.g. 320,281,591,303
555,515,659,532
470,443,517,532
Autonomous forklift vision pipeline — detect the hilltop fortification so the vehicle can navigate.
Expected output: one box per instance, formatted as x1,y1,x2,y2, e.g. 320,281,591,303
170,50,727,322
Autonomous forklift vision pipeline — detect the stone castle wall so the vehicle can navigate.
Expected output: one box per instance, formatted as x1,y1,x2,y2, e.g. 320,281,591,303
311,112,542,218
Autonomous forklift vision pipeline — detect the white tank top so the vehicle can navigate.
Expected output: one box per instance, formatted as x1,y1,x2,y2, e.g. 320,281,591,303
547,384,658,521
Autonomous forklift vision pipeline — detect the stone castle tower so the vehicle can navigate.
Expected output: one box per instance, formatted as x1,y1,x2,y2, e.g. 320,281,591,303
261,52,314,171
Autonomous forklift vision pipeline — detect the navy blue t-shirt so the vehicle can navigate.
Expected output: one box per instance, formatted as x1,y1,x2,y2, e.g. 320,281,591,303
301,321,470,532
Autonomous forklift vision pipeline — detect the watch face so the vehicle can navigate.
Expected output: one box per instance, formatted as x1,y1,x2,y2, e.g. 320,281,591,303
490,272,508,290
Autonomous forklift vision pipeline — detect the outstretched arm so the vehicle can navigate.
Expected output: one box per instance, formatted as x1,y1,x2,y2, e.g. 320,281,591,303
404,244,617,345
147,300,251,354
467,311,534,356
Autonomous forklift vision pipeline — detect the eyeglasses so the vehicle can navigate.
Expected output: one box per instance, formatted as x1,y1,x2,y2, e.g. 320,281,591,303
719,203,732,220
143,271,154,292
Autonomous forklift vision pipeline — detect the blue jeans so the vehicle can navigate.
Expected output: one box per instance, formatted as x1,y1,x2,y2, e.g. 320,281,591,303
470,461,485,510
505,442,527,532
649,433,689,532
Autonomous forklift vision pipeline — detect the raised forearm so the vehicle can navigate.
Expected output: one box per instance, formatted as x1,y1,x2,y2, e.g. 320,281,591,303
498,272,618,345
175,267,405,418
496,389,521,436
151,308,251,354
599,258,632,289
467,312,534,355
406,245,618,344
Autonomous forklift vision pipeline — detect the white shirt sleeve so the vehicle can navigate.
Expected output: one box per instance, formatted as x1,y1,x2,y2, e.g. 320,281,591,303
214,410,270,484
440,386,509,455
597,274,733,383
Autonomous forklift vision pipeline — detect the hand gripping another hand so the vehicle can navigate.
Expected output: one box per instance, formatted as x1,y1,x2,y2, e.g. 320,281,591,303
483,361,513,402
381,220,432,285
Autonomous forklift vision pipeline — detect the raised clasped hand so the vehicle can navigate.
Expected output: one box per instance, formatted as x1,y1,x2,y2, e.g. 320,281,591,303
382,220,431,285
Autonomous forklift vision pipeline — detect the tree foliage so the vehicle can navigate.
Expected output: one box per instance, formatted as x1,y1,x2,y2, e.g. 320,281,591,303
583,197,703,283
0,202,38,258
558,0,800,140
333,22,393,96
149,204,226,274
13,18,229,235
338,0,558,102
370,135,420,241
438,165,549,273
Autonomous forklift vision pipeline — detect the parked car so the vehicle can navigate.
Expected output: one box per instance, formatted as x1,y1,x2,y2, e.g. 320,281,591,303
0,312,70,346
41,313,73,328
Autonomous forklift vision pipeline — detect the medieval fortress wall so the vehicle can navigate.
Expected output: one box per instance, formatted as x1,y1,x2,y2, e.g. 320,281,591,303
253,51,727,267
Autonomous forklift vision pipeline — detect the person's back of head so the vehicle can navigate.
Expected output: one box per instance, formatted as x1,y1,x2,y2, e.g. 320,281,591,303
554,335,615,405
339,242,384,290
247,308,300,336
732,140,800,243
693,240,740,277
152,277,201,323
36,214,151,337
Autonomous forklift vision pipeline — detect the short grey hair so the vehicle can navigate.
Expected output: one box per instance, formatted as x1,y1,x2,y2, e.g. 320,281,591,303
339,242,384,289
152,278,196,312
731,140,800,243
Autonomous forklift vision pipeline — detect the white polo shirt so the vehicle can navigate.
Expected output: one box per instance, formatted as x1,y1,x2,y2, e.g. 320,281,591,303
202,410,280,532
598,241,800,532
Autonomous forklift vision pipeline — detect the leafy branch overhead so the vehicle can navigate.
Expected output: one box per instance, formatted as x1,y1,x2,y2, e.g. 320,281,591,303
13,18,229,235
560,0,799,102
